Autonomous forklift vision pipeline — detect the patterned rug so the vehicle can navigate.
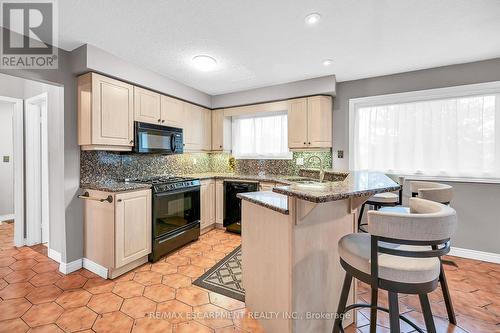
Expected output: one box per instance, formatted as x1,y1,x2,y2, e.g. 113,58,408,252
193,245,245,301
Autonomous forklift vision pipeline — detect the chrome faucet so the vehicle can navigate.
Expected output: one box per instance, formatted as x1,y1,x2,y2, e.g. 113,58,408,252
306,155,325,182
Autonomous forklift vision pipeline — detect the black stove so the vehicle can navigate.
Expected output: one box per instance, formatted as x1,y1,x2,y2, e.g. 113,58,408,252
126,176,201,262
126,176,201,193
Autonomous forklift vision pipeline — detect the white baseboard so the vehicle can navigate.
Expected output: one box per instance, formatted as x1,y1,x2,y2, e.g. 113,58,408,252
449,247,500,264
59,258,83,275
82,258,108,279
47,248,61,263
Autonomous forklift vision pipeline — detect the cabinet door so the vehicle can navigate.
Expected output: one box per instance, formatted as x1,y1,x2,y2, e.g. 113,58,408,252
161,95,184,128
115,189,151,268
134,87,161,125
92,73,134,146
287,98,308,149
212,110,223,150
200,180,216,232
306,96,332,148
202,107,212,151
183,103,203,151
215,180,224,226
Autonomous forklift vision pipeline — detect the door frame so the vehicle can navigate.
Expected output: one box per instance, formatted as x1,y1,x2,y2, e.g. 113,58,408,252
24,92,50,246
0,96,24,247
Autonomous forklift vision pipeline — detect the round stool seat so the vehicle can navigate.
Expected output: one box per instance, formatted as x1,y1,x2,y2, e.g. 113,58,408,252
379,206,410,214
339,233,440,284
368,192,399,204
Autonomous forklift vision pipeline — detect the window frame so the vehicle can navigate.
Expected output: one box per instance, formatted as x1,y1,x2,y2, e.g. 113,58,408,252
348,81,500,183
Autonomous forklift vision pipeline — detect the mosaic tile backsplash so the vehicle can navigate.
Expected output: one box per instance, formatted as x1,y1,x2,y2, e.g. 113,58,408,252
80,150,332,183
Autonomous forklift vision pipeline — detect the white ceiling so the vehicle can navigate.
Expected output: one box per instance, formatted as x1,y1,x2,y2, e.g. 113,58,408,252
58,0,500,95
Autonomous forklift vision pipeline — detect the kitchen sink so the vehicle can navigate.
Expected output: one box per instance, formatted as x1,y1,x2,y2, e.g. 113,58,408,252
290,180,331,192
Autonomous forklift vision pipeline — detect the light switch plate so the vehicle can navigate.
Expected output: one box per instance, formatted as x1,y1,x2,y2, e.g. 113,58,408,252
296,157,304,165
3,156,9,163
337,150,344,159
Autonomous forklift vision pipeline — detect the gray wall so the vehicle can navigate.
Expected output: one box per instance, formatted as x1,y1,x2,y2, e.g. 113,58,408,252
333,58,500,254
0,101,15,216
212,75,336,108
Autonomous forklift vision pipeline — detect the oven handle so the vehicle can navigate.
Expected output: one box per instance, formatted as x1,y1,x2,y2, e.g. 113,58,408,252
158,230,188,244
154,186,200,197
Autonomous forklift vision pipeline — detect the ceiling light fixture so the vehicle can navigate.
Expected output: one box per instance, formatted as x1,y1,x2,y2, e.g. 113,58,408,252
192,55,217,71
322,59,333,66
305,12,321,25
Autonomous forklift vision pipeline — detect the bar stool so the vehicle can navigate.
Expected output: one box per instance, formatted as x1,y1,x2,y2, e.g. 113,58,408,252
333,198,457,333
380,181,457,324
358,175,404,232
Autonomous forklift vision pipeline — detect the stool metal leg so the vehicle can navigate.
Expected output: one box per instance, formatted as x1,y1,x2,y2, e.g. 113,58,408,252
419,294,437,333
370,287,378,333
333,273,353,333
388,292,400,333
439,263,457,324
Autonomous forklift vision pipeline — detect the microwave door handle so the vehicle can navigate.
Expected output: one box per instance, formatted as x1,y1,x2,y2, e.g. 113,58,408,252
170,134,176,152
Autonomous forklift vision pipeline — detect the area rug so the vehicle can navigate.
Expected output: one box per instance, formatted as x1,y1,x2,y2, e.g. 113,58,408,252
193,245,245,301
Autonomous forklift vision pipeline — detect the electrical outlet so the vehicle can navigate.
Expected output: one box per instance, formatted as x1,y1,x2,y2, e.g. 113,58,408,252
296,157,304,165
193,158,197,165
337,150,344,159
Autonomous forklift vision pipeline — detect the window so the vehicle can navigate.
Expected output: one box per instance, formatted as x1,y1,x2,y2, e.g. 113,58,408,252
349,82,500,180
231,112,292,159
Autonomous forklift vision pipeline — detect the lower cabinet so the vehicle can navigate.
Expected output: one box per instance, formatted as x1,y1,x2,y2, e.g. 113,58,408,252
83,188,152,279
200,179,216,233
215,180,224,227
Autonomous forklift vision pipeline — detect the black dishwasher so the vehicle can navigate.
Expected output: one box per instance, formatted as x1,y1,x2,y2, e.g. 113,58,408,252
223,181,259,234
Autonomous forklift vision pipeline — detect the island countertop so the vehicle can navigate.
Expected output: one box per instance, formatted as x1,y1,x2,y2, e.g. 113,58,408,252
272,171,400,203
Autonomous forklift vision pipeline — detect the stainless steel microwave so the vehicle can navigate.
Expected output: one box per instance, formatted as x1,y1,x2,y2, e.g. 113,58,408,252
134,122,183,154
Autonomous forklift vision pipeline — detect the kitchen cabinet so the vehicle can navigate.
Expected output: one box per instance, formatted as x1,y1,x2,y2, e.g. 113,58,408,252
215,180,224,227
200,179,216,233
259,181,276,192
211,109,232,151
160,95,184,128
82,188,151,279
78,72,134,151
287,96,332,149
134,87,161,125
202,107,212,151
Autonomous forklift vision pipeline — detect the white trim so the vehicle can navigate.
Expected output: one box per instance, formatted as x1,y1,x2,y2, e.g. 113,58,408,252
59,258,83,275
449,247,500,264
0,96,25,248
47,248,61,263
82,258,109,279
0,214,15,222
24,93,50,246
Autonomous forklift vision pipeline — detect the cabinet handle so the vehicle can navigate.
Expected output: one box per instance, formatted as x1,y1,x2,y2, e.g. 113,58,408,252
308,142,311,145
219,145,222,148
303,142,306,145
78,191,113,203
129,140,134,145
117,199,122,202
158,118,161,123
161,120,165,123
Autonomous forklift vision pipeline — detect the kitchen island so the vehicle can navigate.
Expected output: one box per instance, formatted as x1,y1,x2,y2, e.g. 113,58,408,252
237,171,399,333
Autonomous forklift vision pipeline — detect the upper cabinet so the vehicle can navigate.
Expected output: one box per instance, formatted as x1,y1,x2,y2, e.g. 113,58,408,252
133,87,161,125
160,95,184,128
78,73,134,151
211,109,231,151
288,96,332,149
201,107,212,151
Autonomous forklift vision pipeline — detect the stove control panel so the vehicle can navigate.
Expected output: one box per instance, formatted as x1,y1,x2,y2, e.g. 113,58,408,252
153,179,201,193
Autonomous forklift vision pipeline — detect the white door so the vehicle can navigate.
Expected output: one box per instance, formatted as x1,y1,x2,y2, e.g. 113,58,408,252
25,93,49,245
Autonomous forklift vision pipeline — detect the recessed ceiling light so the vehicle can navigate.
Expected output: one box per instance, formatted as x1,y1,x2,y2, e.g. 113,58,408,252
322,59,333,66
305,12,321,25
192,55,217,71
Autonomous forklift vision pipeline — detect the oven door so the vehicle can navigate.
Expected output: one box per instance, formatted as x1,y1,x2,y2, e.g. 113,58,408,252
135,122,183,154
152,187,200,238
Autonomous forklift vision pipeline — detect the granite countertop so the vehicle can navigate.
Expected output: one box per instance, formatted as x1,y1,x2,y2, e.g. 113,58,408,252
80,180,151,192
273,171,400,203
181,172,301,184
237,191,289,215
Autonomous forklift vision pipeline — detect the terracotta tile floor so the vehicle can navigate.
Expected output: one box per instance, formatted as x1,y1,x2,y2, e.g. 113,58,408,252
0,222,499,332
